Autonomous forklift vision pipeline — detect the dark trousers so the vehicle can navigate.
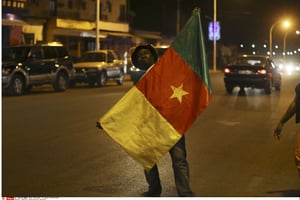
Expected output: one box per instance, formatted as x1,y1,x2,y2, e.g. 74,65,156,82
144,136,193,196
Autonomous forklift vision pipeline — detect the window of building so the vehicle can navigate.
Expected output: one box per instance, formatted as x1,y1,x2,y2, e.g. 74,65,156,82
23,33,34,44
2,0,25,8
49,0,56,16
68,0,73,9
3,0,12,7
18,1,24,8
86,40,95,51
119,5,126,22
80,0,86,10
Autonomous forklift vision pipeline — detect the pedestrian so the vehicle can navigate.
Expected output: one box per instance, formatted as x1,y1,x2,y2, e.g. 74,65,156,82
130,44,194,197
274,82,300,176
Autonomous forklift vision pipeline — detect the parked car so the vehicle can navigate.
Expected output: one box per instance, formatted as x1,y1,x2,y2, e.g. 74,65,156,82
223,55,281,94
2,42,75,96
71,50,124,87
129,45,169,84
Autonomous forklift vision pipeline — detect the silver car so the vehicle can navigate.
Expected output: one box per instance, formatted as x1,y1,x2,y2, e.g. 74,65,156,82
72,50,124,87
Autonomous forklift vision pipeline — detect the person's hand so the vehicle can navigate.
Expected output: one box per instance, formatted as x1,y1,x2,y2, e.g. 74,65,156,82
274,122,283,140
96,122,103,129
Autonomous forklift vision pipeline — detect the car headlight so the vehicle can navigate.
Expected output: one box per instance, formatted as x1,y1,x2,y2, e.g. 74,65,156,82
130,66,141,72
285,64,294,73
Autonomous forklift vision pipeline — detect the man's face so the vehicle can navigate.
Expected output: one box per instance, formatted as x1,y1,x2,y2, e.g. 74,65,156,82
135,48,156,70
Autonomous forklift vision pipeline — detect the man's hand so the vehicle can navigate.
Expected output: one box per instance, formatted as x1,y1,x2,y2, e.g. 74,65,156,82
274,123,283,140
96,122,103,129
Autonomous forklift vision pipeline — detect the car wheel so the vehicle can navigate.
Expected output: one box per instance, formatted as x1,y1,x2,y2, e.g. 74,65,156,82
274,80,281,91
116,70,124,85
53,72,68,91
264,80,272,94
98,71,107,87
8,74,25,96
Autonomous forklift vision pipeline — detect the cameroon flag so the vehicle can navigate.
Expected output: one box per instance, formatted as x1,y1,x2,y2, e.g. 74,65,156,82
99,8,212,171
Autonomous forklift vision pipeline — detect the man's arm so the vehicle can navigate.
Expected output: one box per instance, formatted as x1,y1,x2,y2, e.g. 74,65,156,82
274,97,296,140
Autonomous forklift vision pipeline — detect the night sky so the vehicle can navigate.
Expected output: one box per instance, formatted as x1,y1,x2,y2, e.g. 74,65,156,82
129,0,300,46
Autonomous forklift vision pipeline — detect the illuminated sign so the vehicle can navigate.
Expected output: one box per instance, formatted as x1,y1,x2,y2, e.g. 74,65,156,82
208,21,220,41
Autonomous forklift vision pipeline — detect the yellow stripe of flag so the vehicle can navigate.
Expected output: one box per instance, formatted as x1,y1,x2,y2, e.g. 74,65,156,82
100,86,181,170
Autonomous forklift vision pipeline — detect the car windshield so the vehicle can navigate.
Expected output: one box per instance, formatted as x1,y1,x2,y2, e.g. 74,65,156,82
80,52,106,62
233,57,266,66
2,47,31,62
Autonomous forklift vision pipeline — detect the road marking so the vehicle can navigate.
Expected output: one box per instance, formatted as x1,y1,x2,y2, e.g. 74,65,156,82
217,120,240,126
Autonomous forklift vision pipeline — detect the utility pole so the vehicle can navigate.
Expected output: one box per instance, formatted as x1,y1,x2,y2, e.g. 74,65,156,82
96,0,100,50
283,31,288,67
213,0,217,71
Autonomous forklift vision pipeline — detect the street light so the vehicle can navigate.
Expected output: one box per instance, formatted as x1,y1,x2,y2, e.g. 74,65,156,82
269,19,290,57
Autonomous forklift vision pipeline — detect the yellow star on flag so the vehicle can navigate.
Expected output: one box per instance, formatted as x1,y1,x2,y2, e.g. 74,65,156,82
170,83,189,103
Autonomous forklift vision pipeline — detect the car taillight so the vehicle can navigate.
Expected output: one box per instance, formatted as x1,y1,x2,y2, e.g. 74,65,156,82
224,68,231,73
257,69,267,74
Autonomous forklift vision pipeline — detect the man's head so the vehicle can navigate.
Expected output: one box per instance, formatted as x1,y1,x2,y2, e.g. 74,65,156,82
131,45,158,70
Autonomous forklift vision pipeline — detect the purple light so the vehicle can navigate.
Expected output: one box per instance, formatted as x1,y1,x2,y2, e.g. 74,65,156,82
209,21,220,41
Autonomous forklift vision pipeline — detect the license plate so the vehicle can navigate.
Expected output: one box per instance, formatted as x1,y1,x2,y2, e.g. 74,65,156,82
238,70,253,74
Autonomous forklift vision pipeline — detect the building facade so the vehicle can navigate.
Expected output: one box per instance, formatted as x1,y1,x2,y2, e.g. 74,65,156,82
2,0,162,57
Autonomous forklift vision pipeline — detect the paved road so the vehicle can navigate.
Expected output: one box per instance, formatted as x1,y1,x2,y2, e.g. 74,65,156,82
2,72,300,197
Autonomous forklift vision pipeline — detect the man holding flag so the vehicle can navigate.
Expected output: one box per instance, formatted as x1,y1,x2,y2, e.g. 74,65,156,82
130,44,194,197
97,8,212,196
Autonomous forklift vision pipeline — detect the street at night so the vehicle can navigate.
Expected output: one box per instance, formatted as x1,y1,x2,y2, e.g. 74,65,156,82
2,72,300,197
2,0,300,198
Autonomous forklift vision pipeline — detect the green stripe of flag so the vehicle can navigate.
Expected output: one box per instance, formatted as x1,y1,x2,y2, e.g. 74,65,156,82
171,9,212,94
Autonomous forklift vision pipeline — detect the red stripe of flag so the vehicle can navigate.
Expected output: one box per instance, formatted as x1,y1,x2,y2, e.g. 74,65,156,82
136,47,210,135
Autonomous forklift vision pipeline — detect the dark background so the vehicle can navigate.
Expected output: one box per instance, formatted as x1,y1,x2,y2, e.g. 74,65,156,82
129,0,300,46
